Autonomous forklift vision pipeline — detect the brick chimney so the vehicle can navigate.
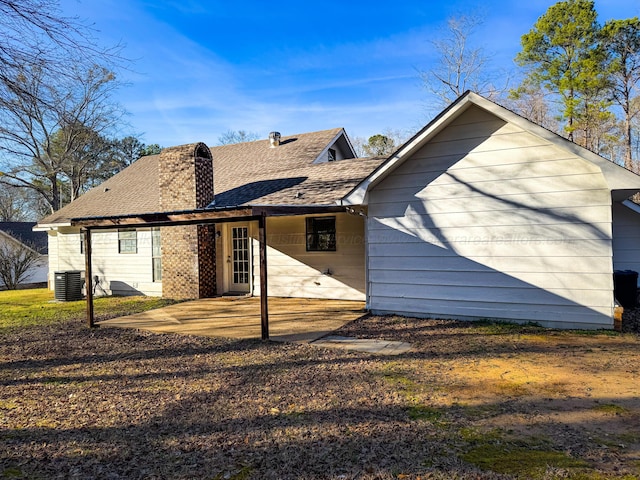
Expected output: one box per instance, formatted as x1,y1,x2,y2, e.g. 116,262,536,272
158,143,216,299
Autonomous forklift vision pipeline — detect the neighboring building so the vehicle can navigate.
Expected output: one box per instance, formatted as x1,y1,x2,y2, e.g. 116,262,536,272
35,93,640,329
0,222,48,288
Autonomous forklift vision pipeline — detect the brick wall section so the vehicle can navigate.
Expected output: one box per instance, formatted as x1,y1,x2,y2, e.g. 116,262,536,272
159,143,216,299
197,224,216,297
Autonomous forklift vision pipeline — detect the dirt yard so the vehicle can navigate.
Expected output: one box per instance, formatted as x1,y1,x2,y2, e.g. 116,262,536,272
1,315,640,479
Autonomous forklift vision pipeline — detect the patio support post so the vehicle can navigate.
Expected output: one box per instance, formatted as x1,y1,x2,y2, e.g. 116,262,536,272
259,214,269,340
83,228,96,328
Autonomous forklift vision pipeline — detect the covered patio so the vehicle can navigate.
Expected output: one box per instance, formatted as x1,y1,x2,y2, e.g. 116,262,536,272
98,297,367,343
75,202,358,340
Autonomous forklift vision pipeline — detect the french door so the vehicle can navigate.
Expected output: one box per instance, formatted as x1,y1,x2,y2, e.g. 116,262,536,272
228,224,250,293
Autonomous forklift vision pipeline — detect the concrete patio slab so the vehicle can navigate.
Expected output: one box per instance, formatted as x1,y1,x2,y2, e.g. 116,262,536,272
98,296,367,343
311,335,413,355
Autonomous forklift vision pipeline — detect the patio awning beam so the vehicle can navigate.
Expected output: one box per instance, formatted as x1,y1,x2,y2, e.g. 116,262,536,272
70,205,347,229
251,205,346,217
72,208,255,229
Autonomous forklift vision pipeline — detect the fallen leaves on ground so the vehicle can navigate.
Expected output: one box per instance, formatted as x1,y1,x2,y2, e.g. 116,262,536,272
1,316,640,479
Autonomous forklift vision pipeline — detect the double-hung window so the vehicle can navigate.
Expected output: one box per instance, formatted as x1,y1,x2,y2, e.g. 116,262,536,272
118,229,137,254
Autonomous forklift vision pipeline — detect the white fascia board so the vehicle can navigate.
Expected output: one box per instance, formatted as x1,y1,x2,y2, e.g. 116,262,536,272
33,223,69,231
343,90,640,205
342,94,475,205
313,145,331,165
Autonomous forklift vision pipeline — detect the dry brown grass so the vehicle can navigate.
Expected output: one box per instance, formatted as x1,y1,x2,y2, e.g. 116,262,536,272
2,315,640,479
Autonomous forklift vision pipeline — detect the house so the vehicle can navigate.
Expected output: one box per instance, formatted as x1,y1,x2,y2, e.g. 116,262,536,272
35,92,640,329
343,92,640,329
36,128,382,300
0,222,48,289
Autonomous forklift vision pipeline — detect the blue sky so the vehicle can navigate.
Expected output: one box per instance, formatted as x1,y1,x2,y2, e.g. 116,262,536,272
60,0,639,147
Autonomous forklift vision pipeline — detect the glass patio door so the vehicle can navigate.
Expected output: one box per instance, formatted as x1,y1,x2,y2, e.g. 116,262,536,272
228,225,250,292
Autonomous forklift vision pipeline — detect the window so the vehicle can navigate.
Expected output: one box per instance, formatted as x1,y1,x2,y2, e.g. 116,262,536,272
80,234,84,254
306,217,336,251
328,148,336,162
118,229,137,254
152,228,162,282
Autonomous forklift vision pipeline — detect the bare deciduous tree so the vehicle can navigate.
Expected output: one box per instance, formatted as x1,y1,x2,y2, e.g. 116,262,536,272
508,82,560,133
0,0,127,214
420,13,506,108
0,64,123,212
0,185,31,221
94,137,163,183
0,0,122,90
217,130,260,145
0,235,42,289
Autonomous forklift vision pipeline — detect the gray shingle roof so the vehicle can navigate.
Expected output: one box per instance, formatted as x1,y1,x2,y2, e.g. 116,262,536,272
37,152,160,225
37,128,384,225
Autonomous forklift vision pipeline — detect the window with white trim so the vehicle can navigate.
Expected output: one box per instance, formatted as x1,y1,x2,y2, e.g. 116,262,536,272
152,228,162,282
118,229,137,254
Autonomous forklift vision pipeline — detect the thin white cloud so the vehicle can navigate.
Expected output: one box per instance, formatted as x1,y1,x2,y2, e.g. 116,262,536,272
60,0,640,149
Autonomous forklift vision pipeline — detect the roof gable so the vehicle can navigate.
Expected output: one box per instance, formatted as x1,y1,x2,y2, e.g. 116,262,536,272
0,222,47,254
343,91,640,205
211,128,374,208
311,129,357,164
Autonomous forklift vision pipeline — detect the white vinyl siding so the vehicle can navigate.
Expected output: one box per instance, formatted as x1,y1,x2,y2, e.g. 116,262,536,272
47,231,59,287
48,227,161,296
250,213,365,300
367,105,614,329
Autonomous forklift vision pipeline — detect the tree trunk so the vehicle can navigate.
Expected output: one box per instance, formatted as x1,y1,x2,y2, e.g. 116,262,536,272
625,113,633,171
49,173,61,212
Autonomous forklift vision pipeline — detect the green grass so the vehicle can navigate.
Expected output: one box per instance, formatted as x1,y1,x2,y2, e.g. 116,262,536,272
473,319,545,334
1,466,23,479
0,288,177,332
407,404,443,422
462,441,589,478
592,403,630,415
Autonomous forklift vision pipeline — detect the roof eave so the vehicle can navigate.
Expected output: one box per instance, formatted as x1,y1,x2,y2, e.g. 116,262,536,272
342,92,475,205
343,91,640,204
471,93,640,193
33,222,71,231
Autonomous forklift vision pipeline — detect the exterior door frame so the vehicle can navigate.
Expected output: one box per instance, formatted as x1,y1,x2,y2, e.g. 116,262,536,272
223,222,252,294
